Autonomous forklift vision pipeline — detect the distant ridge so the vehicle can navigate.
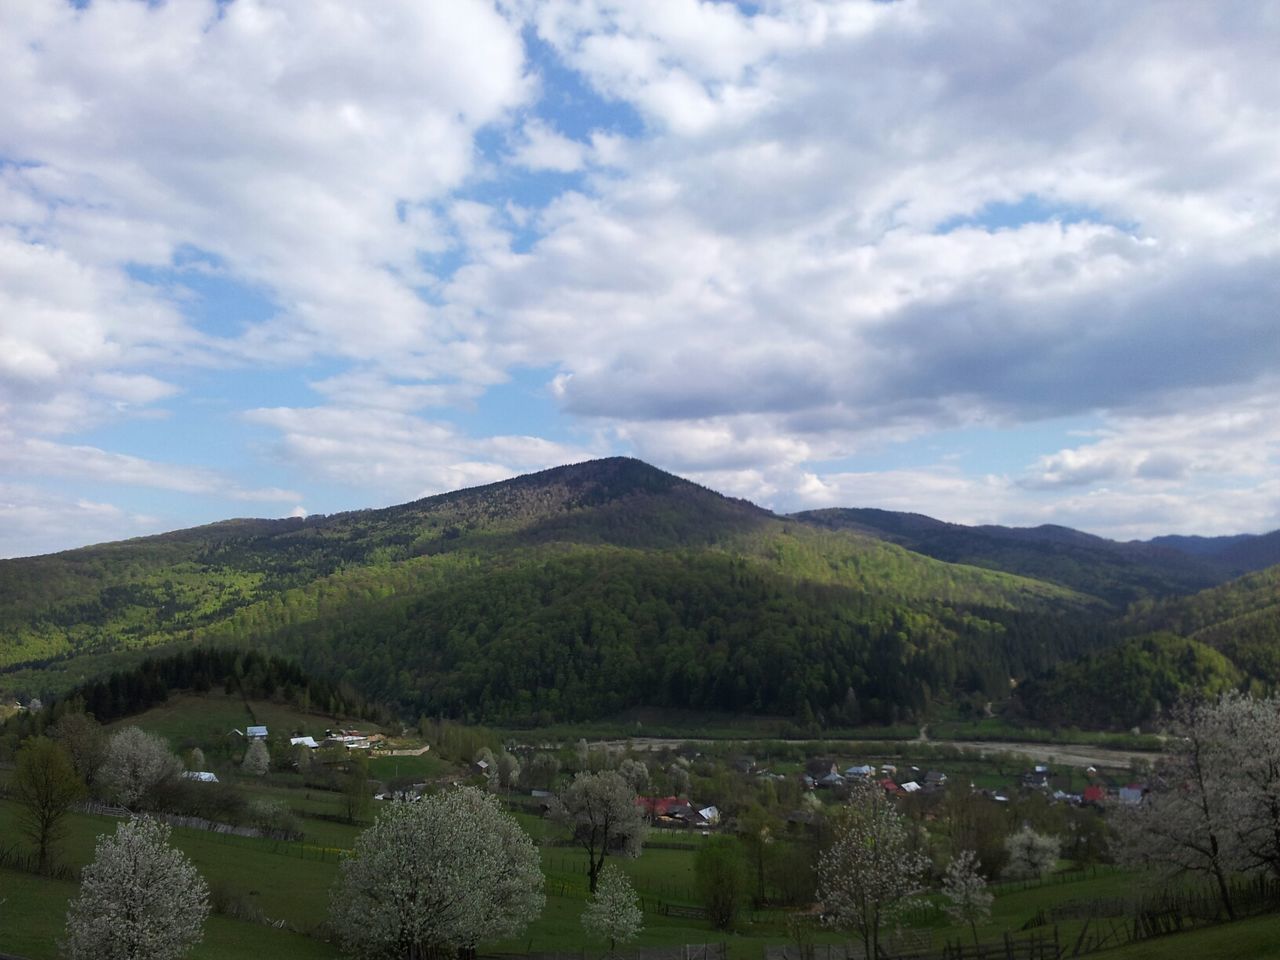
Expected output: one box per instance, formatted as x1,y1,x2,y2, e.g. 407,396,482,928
787,507,1261,605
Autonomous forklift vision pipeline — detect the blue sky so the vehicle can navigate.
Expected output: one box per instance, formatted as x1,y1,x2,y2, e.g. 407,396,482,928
1,0,1279,557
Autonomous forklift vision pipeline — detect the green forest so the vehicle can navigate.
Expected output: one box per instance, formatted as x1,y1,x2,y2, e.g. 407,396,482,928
2,458,1277,731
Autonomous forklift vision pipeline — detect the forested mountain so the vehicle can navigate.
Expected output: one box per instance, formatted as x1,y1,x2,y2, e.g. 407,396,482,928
0,458,1111,725
1149,529,1280,578
3,457,1274,729
1123,565,1280,685
790,508,1238,606
1015,631,1244,730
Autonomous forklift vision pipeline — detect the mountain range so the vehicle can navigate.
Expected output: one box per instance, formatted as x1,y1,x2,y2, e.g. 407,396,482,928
2,457,1276,729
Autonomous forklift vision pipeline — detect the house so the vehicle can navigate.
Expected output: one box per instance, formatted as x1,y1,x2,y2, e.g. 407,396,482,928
636,796,685,820
1119,783,1148,805
698,805,721,826
880,777,903,796
290,736,318,749
880,764,897,775
246,725,268,740
923,770,947,789
181,771,219,783
899,780,922,794
844,764,875,778
1082,784,1106,806
1022,768,1050,789
817,771,846,789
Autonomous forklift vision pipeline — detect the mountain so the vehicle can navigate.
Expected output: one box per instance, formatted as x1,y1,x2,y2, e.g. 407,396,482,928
0,458,1105,726
1147,529,1280,578
1123,564,1280,684
789,508,1225,607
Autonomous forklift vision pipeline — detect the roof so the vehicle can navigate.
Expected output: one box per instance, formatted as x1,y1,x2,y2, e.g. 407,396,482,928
246,725,268,738
844,765,875,776
290,736,318,748
180,771,219,783
637,796,684,817
900,781,921,793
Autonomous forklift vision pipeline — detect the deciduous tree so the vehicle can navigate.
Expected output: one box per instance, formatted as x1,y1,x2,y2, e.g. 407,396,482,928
48,712,107,791
1114,698,1243,917
941,850,992,946
98,727,182,809
61,817,209,960
13,736,85,872
242,739,269,776
1001,826,1060,881
551,771,646,893
329,787,544,959
696,836,747,930
582,864,643,952
817,783,929,960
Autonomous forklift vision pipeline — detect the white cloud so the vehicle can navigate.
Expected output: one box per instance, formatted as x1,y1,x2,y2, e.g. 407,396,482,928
4,1,1279,550
4,436,299,503
513,119,588,173
0,483,157,559
243,404,601,502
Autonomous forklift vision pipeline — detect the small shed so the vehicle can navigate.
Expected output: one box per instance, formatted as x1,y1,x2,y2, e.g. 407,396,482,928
246,725,268,740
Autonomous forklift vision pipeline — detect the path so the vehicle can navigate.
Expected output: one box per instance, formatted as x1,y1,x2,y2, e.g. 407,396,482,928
592,736,1155,770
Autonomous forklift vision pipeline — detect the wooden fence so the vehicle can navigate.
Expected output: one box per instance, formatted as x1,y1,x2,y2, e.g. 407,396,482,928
488,944,727,960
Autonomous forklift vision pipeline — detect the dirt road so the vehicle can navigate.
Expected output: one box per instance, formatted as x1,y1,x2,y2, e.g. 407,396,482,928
594,736,1156,770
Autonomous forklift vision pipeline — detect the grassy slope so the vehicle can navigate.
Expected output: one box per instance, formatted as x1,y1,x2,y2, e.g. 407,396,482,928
106,692,351,746
0,867,338,960
4,787,1272,960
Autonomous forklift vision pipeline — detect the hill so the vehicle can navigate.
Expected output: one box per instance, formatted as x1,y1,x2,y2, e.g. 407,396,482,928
0,458,1106,726
789,507,1229,606
1123,564,1280,684
1149,529,1280,578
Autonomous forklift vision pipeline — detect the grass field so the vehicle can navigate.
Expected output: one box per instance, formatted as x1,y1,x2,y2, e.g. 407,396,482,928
0,867,340,960
3,787,1275,960
108,693,354,747
1094,912,1280,958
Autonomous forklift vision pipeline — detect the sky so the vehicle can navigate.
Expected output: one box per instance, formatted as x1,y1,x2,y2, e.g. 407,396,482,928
2,0,1279,559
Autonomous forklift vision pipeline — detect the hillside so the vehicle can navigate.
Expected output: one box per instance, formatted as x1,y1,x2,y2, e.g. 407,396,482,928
0,458,1108,726
1150,529,1280,578
1123,564,1280,684
790,507,1228,607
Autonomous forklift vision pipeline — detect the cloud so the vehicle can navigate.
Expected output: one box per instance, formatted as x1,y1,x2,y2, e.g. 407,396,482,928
0,483,157,559
4,436,299,502
243,404,601,502
513,119,588,173
4,1,1279,550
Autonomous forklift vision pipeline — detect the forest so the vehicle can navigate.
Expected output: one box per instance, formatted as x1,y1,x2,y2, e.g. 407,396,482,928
1,458,1277,731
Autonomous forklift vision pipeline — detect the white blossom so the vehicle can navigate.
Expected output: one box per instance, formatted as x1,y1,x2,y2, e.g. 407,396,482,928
1113,697,1246,917
329,786,544,958
582,864,643,951
242,739,270,777
618,758,649,793
550,771,646,893
817,782,929,960
98,727,182,809
1001,826,1060,881
941,850,992,945
61,817,210,960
